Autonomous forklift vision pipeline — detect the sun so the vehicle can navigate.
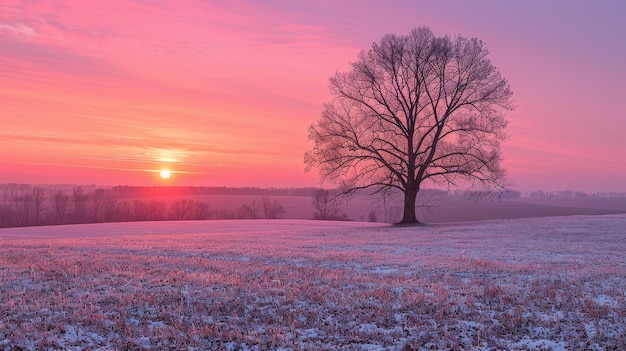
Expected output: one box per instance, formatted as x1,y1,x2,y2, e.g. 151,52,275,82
159,169,171,179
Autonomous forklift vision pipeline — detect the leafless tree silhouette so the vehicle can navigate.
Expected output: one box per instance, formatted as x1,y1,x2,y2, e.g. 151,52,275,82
311,189,347,220
305,26,513,224
261,197,285,219
91,188,106,222
102,188,118,222
52,190,69,224
72,186,88,223
171,199,195,220
0,204,15,227
11,188,32,226
237,199,260,219
190,201,211,220
31,187,45,224
170,199,212,220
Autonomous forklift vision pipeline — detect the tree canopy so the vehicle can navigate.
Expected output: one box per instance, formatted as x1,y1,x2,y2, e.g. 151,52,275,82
305,26,514,224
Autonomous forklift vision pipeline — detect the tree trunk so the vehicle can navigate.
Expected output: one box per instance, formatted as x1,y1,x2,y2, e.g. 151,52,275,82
398,186,419,224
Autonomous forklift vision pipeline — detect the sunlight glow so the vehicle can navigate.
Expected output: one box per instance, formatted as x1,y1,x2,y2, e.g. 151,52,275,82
160,169,171,179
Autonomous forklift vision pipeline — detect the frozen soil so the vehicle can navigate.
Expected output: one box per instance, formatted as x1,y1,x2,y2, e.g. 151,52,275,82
1,216,625,350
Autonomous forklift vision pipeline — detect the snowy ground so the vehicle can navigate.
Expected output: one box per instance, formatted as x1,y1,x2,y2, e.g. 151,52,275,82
1,216,625,350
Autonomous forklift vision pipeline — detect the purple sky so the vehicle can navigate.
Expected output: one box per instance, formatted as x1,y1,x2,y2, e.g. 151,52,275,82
1,0,625,192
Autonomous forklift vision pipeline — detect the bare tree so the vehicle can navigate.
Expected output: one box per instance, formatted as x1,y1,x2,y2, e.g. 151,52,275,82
305,26,513,224
0,204,15,227
148,200,167,221
31,187,46,225
190,201,211,220
72,186,88,223
170,199,211,220
237,199,260,219
91,188,107,222
171,199,192,220
11,188,32,226
261,197,285,219
52,190,70,224
132,200,149,221
212,209,236,220
102,188,118,222
311,189,347,220
133,200,166,221
118,200,133,221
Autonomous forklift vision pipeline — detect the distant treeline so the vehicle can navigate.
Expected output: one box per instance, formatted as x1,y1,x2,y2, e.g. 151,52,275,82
451,188,626,198
523,190,626,198
0,184,397,228
1,184,319,200
67,185,321,198
3,183,624,228
0,184,295,228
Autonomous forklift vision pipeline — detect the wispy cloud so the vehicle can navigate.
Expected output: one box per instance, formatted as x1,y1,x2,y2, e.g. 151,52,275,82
0,21,37,38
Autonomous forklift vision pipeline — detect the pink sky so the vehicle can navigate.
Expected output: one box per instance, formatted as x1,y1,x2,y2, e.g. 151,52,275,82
1,0,625,192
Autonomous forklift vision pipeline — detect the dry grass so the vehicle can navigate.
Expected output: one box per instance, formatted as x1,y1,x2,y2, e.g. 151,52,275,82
1,216,625,350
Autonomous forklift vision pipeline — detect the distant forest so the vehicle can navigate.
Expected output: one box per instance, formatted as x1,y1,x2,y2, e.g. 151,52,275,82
109,185,320,197
1,183,624,229
0,184,322,228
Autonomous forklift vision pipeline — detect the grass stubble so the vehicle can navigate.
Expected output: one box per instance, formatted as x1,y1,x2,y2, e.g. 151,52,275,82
1,215,625,350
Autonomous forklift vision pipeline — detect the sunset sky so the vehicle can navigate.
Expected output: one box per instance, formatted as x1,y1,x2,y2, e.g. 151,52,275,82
1,0,625,192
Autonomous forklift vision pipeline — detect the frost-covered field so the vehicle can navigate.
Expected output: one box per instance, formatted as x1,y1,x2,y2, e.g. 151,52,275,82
1,216,625,350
